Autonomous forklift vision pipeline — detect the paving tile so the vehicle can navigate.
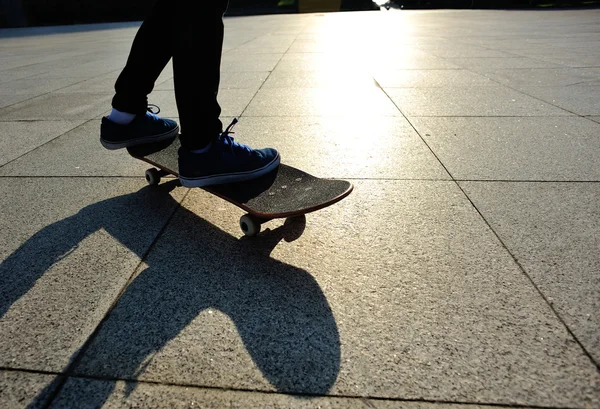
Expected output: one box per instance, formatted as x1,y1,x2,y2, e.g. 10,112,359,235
525,51,600,69
71,181,599,407
49,378,537,409
219,88,261,117
518,85,600,116
221,53,282,72
459,181,600,365
264,68,376,89
157,72,269,91
418,46,516,59
0,77,86,96
587,116,600,124
386,87,573,117
447,57,563,71
228,116,449,180
52,73,120,93
229,36,295,53
0,178,187,371
221,71,270,90
145,86,256,118
0,64,54,83
0,120,152,177
0,94,38,109
0,370,59,409
410,116,600,181
244,87,400,117
0,119,86,166
274,52,368,72
0,92,112,120
372,69,493,88
277,51,461,71
478,68,600,88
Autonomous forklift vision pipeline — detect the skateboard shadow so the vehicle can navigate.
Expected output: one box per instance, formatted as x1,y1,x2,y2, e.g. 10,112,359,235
0,181,340,407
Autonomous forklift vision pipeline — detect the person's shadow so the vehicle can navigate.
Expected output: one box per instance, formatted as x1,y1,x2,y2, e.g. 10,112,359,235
0,180,340,407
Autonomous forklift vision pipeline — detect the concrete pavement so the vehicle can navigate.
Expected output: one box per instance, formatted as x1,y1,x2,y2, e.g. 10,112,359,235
1,8,599,409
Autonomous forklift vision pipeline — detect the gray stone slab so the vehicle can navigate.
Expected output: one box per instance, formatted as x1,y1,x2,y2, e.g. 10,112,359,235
0,178,187,371
0,92,112,120
225,116,449,180
447,57,563,71
518,85,600,116
0,120,155,177
0,77,86,96
386,87,573,117
274,52,368,72
0,120,86,166
58,58,123,78
372,69,493,88
219,88,261,117
49,378,537,409
418,46,516,59
220,71,269,90
524,50,600,69
0,94,38,109
244,87,400,117
410,116,600,181
231,43,292,54
221,53,282,72
156,72,269,91
130,87,255,119
5,52,119,79
587,116,600,124
0,64,54,83
459,181,600,365
265,68,376,89
52,73,120,93
477,68,600,88
71,181,599,407
0,370,59,409
276,51,461,71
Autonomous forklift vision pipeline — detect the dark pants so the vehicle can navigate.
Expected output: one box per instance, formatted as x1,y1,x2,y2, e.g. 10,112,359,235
111,1,229,149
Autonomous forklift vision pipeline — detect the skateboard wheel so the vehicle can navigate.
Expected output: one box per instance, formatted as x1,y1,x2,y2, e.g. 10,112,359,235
240,214,261,237
145,168,161,186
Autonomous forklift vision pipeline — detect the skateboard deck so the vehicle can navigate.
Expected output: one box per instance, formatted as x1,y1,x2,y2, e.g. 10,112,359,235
127,136,353,236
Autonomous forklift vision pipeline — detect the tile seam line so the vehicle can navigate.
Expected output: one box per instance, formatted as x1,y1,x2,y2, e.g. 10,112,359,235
451,64,594,119
381,37,597,119
235,20,303,119
38,187,192,409
0,367,584,409
453,179,600,372
0,118,96,170
378,82,600,371
0,68,121,111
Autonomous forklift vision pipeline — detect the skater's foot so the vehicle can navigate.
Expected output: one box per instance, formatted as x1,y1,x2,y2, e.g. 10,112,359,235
178,118,280,188
100,105,179,150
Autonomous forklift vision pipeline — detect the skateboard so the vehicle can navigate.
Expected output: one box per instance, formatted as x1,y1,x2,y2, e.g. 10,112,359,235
127,136,354,237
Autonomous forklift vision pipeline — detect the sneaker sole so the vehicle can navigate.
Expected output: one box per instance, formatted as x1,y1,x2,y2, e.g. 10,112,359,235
179,153,281,188
100,126,179,150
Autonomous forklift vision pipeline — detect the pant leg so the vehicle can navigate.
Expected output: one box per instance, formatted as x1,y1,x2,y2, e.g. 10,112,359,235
175,1,229,150
111,0,174,115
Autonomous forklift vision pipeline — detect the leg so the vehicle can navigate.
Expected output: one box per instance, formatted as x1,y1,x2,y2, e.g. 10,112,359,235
111,0,174,115
173,1,280,189
174,1,229,150
99,0,179,150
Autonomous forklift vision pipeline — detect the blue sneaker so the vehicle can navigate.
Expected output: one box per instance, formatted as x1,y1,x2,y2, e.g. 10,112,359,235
178,118,280,188
100,105,179,150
